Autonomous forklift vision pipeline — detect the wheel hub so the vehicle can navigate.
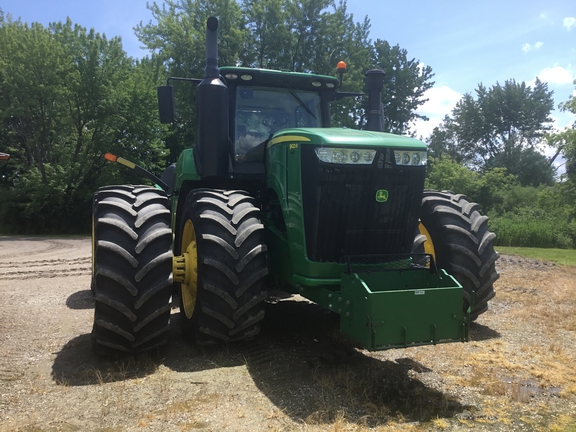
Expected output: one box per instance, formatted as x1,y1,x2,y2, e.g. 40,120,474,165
173,220,198,319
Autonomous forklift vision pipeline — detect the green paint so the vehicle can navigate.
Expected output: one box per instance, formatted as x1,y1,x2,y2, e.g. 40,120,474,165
339,268,467,350
272,128,427,150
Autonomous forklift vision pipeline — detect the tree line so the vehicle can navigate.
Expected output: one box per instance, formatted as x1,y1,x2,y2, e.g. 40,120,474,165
426,81,576,248
0,1,575,247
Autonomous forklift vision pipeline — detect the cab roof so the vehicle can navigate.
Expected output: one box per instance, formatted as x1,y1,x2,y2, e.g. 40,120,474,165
220,67,340,91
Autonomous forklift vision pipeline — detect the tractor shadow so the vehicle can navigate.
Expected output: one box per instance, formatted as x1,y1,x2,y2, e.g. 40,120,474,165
234,299,475,425
469,322,501,341
52,298,483,425
65,289,94,309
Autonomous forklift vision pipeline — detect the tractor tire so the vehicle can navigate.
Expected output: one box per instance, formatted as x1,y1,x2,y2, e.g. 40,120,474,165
92,185,173,355
418,190,499,321
176,189,268,344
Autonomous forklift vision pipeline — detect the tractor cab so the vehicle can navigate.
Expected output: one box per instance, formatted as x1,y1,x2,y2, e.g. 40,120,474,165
222,69,332,163
158,65,340,181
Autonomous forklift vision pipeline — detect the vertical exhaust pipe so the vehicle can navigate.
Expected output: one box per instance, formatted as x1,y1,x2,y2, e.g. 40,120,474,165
205,17,219,79
365,69,385,132
194,17,229,178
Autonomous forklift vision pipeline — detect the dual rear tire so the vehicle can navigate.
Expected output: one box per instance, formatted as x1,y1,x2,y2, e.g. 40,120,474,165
175,189,268,344
91,185,173,354
91,186,268,355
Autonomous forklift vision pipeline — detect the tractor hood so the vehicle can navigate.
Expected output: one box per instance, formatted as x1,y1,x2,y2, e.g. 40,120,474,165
268,128,427,150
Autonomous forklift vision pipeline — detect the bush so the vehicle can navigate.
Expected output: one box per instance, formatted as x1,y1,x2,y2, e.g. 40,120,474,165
490,213,575,249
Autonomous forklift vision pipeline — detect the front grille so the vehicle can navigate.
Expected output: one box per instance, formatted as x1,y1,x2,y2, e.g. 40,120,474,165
301,146,425,262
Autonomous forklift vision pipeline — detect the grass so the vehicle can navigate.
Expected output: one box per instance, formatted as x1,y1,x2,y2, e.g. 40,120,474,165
495,246,576,267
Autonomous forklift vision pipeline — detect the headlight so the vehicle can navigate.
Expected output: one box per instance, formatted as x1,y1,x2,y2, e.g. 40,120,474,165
393,150,427,166
315,148,377,165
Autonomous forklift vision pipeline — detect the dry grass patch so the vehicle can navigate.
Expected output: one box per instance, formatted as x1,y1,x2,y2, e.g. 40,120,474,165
497,266,576,331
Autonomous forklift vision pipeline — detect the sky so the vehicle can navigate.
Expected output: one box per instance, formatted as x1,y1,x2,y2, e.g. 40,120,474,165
2,0,575,162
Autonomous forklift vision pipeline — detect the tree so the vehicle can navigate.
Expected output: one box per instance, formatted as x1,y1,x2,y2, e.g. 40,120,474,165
428,79,555,186
545,80,576,225
548,80,576,180
241,0,291,69
0,15,167,232
136,0,434,135
372,40,434,134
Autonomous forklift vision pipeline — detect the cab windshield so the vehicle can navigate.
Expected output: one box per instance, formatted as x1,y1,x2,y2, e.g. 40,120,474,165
234,86,321,162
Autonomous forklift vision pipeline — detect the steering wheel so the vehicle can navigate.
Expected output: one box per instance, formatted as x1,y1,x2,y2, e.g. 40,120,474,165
262,115,287,128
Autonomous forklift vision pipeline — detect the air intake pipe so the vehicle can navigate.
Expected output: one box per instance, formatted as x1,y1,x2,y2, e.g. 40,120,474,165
364,69,385,132
194,17,229,178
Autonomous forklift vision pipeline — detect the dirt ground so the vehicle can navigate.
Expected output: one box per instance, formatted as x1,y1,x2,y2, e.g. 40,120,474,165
0,237,575,432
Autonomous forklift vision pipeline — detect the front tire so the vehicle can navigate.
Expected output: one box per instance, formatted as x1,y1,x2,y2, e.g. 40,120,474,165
176,189,268,344
418,190,499,320
92,185,173,354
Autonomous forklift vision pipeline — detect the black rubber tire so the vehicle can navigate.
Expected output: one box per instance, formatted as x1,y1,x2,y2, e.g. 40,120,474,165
419,190,499,321
177,189,268,344
92,185,173,355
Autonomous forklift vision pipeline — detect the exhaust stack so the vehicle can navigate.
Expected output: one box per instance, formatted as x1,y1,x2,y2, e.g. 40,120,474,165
194,17,229,178
365,69,385,132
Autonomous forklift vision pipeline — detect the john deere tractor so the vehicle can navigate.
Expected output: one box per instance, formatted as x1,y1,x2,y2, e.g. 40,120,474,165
91,17,498,355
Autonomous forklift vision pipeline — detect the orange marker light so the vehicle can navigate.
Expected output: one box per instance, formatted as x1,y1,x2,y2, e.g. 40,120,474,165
337,61,347,71
104,152,118,162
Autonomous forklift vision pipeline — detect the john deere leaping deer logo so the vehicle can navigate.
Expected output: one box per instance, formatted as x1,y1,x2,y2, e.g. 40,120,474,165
375,189,389,202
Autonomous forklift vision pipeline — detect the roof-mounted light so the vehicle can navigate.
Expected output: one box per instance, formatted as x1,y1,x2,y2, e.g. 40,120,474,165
337,61,347,87
225,73,238,80
240,74,253,81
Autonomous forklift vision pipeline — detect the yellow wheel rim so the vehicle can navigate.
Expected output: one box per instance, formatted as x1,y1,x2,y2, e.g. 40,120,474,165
418,222,436,263
180,219,199,319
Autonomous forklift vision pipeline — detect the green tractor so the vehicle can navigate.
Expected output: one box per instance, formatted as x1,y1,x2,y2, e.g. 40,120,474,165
91,17,498,355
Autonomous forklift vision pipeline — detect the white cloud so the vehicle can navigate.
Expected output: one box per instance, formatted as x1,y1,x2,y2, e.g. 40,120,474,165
412,86,462,139
564,17,576,30
522,42,544,53
419,86,462,115
537,66,573,85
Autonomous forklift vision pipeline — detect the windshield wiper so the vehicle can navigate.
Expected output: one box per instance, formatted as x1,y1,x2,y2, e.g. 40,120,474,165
288,89,317,120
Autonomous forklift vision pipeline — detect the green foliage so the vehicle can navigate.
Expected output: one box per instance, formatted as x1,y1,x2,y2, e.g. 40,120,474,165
0,16,167,233
428,79,555,186
547,80,576,181
426,156,576,249
372,40,434,134
489,213,576,249
425,155,482,199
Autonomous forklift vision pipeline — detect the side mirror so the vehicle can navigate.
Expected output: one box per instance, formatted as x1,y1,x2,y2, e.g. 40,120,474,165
157,85,176,124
